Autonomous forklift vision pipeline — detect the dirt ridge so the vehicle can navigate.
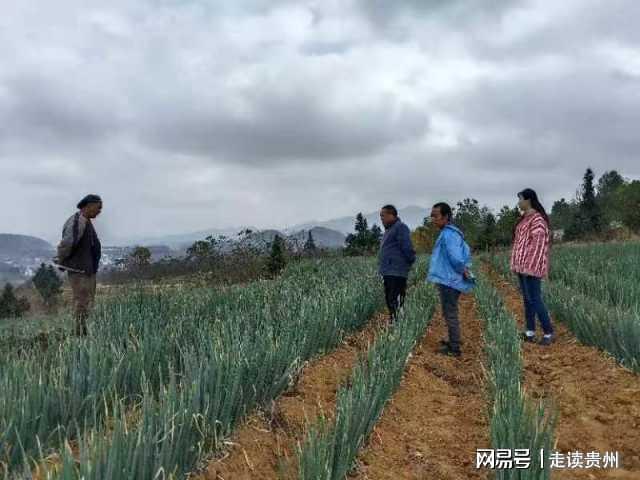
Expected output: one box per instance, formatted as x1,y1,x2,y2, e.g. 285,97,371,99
351,294,490,480
484,265,640,479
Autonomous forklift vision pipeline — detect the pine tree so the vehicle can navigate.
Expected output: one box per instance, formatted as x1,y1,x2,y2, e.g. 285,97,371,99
567,167,604,239
0,283,30,319
581,167,602,233
345,214,381,256
354,213,368,235
303,230,317,253
33,263,63,310
266,235,287,276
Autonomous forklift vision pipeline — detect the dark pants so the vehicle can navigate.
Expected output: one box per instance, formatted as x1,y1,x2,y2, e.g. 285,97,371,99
517,274,553,335
383,275,407,319
438,284,462,351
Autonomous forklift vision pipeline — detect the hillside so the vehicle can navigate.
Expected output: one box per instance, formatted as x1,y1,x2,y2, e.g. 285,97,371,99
234,228,345,251
0,234,54,258
287,226,346,249
107,226,258,249
0,234,55,285
104,205,427,249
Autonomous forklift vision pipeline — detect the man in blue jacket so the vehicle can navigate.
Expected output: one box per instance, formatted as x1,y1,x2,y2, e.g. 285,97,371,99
378,204,416,322
427,202,475,357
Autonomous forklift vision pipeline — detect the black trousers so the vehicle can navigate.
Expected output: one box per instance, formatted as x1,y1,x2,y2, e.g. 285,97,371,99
383,275,408,319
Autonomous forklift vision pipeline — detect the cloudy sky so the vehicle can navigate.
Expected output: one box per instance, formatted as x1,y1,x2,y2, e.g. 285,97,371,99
1,0,639,244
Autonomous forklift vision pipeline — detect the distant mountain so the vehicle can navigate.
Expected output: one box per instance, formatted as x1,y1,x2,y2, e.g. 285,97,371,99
101,206,427,250
284,205,428,235
241,228,347,251
0,234,54,258
115,224,348,252
287,226,346,249
0,234,55,285
250,229,284,245
109,226,258,249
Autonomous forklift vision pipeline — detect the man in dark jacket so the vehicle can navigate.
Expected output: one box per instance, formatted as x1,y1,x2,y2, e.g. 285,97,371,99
54,194,103,336
378,205,416,321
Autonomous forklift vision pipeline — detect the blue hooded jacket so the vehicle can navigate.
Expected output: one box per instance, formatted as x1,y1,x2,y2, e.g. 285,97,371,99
378,218,416,278
427,224,474,293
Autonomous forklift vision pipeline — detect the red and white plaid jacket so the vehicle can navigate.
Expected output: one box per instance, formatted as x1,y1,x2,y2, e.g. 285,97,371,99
510,212,550,278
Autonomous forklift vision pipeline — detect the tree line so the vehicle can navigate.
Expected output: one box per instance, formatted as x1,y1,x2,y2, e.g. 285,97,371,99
412,168,640,253
551,168,640,240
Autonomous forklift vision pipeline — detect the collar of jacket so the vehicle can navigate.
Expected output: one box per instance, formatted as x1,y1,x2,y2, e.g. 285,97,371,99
443,223,464,238
381,218,402,248
384,217,401,231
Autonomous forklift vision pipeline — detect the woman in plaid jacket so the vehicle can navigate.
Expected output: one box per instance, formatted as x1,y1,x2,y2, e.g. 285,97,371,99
510,188,554,345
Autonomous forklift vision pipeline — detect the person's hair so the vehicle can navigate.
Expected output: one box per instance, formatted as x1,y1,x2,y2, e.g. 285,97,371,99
381,204,398,217
432,202,452,221
77,194,102,209
512,188,550,239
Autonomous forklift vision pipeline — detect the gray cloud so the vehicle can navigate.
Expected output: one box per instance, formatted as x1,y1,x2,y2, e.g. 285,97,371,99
441,65,640,169
0,73,124,148
358,0,521,23
137,86,429,163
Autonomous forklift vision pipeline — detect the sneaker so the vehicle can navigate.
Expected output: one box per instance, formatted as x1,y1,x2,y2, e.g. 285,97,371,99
538,335,554,346
520,332,536,343
437,344,461,357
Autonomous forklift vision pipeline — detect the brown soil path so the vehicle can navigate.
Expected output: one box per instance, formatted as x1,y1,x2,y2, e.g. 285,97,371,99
351,294,490,480
191,313,388,480
484,265,640,479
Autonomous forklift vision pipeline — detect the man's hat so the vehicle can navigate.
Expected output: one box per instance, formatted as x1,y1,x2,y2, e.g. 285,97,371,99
77,194,102,209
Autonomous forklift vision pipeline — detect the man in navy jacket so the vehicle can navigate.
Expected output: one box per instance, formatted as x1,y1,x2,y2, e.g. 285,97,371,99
378,205,417,321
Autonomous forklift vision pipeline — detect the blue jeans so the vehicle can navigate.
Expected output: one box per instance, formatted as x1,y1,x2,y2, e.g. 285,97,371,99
517,274,553,335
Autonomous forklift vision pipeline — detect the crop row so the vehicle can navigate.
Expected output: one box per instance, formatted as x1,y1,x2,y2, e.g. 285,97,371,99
474,272,556,480
1,258,383,478
297,280,437,479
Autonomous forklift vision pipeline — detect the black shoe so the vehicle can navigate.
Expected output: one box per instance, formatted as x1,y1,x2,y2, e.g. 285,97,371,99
439,339,450,347
521,332,536,343
437,344,461,357
538,335,554,346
